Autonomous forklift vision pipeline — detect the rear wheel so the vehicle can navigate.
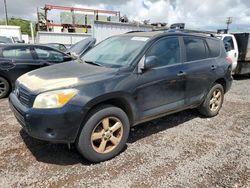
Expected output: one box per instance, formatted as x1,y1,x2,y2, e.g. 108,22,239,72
198,84,224,117
76,105,130,162
0,77,10,99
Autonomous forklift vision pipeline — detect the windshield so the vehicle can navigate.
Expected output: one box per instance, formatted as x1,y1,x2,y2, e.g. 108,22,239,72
81,36,149,68
0,36,12,44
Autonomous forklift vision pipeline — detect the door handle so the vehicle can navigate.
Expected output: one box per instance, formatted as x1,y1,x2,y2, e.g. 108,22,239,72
211,65,216,70
177,71,187,77
234,52,237,58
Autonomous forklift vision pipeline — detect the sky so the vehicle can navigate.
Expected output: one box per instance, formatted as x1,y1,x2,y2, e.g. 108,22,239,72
1,0,250,31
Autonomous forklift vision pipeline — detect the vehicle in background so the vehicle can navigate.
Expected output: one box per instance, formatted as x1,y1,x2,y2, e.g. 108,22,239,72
0,44,74,98
9,31,232,162
216,33,238,73
45,43,67,52
217,32,250,76
0,36,25,44
233,33,250,76
66,37,96,58
0,36,14,44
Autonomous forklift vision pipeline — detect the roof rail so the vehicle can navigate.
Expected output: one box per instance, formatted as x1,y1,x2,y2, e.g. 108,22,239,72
126,30,145,34
163,28,217,37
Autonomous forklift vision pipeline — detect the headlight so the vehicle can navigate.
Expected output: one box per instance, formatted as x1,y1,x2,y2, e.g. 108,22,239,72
33,89,77,109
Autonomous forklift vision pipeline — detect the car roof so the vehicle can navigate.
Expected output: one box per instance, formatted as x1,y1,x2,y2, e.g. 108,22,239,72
124,31,164,37
0,44,48,47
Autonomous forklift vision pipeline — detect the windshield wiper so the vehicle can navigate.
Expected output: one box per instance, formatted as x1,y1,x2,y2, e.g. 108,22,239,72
84,60,102,67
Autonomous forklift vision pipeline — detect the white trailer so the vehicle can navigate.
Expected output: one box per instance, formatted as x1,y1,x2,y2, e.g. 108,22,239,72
36,21,152,45
0,25,22,41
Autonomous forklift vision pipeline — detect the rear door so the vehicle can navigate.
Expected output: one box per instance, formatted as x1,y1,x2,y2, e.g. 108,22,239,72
181,36,217,106
0,46,39,84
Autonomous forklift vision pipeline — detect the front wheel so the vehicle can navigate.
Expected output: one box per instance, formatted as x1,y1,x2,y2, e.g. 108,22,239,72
198,84,224,117
76,105,130,162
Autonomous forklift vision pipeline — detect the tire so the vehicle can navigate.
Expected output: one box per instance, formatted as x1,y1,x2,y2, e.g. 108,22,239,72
76,105,130,163
198,83,224,117
0,77,10,99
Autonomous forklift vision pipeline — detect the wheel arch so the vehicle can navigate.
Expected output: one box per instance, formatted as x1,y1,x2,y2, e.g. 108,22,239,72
214,78,226,93
82,92,139,128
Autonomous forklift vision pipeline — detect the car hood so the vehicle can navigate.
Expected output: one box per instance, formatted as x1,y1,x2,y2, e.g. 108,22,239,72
17,60,117,94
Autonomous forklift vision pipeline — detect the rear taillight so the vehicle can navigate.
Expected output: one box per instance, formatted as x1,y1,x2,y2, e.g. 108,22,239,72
226,57,233,64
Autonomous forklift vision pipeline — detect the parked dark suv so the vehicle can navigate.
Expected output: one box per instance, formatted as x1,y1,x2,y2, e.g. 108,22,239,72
9,31,233,162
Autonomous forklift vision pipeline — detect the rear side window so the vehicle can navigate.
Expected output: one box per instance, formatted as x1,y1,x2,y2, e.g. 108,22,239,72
223,36,235,50
206,39,220,57
184,37,207,61
2,48,33,60
34,48,64,62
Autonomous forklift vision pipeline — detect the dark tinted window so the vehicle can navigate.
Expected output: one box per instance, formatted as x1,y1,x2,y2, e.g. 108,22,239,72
146,37,180,67
184,37,207,61
223,36,234,50
2,48,33,60
34,48,64,62
206,39,220,57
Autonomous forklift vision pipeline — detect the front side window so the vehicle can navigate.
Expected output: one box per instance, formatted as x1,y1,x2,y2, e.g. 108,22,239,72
2,48,33,60
184,37,207,61
35,48,64,62
82,36,147,67
146,37,181,67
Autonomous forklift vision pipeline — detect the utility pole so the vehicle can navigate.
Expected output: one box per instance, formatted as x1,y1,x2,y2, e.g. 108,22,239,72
3,0,8,25
226,17,232,30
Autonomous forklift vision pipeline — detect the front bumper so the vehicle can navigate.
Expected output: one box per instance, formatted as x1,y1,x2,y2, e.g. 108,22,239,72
9,93,85,143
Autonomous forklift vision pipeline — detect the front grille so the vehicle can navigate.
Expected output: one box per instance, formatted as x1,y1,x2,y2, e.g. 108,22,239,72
15,85,34,107
9,102,26,127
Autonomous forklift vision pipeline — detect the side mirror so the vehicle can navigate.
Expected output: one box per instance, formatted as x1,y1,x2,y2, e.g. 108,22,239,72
144,56,158,70
224,42,232,52
138,56,158,73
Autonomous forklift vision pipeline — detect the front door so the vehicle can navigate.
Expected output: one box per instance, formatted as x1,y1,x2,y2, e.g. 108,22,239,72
134,37,186,119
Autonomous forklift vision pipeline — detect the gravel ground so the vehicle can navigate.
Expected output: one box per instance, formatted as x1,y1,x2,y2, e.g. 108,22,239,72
0,76,249,188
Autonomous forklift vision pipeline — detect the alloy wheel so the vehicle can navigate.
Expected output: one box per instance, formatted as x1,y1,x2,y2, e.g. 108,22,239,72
209,89,222,112
91,117,123,154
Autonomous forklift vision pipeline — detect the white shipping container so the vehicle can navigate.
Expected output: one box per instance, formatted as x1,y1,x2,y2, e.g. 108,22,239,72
36,32,91,47
93,21,152,43
37,21,152,45
0,25,22,40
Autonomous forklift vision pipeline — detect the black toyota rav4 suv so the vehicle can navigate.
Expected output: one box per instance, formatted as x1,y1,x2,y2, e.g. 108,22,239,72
9,31,233,162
